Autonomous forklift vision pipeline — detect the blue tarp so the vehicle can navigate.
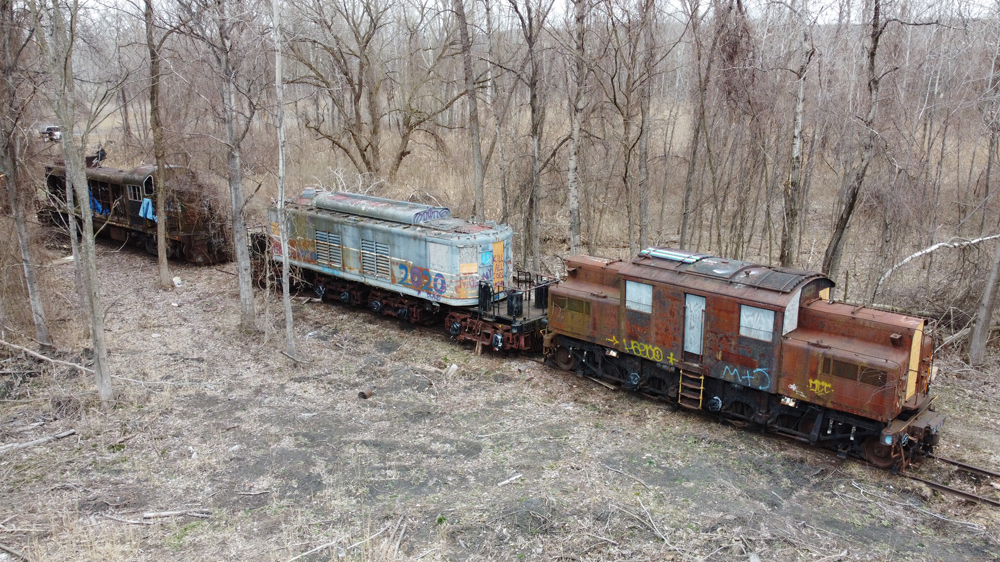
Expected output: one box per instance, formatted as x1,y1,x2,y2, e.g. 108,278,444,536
139,198,157,222
89,189,108,216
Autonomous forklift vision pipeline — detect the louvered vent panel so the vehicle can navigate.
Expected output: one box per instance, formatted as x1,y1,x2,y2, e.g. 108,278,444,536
376,242,390,279
315,231,332,265
361,239,377,276
328,234,342,267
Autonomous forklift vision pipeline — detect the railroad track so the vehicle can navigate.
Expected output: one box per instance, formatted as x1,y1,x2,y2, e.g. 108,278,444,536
902,455,1000,507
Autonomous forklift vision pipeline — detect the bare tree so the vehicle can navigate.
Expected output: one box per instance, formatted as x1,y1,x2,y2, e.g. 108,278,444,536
0,0,52,348
678,0,713,251
453,0,485,220
145,0,172,290
970,238,1000,365
508,0,554,271
563,0,588,254
289,0,462,184
778,1,814,268
273,0,295,358
821,0,887,279
179,0,268,331
31,0,113,403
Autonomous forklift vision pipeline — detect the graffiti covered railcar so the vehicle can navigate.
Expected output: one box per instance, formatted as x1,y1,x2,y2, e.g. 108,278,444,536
44,161,231,264
545,247,943,469
270,189,553,351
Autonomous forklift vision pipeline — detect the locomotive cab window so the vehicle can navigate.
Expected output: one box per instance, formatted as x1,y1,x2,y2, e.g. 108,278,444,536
821,357,858,381
739,305,775,341
625,281,653,313
553,296,591,315
859,366,887,386
127,185,141,202
143,182,154,198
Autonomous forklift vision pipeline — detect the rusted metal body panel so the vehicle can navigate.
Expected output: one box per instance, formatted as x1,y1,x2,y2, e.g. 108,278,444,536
44,164,231,264
547,257,623,346
781,301,928,422
615,250,831,394
272,189,514,308
547,246,943,467
549,247,934,423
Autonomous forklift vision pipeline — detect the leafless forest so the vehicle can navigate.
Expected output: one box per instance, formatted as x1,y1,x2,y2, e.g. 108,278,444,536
3,0,1000,560
8,0,1000,318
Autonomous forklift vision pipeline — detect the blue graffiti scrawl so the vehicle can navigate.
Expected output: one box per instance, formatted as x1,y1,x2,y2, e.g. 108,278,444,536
722,365,771,391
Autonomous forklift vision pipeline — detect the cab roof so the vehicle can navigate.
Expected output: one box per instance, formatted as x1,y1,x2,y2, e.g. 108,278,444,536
620,247,834,309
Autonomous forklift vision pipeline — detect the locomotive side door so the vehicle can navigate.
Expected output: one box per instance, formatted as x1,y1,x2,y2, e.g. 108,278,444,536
683,294,706,361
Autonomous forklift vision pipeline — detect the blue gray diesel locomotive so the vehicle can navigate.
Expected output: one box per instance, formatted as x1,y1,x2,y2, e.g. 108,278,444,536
268,190,554,351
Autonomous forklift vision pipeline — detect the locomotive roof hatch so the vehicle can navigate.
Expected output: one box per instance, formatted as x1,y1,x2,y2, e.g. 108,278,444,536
622,247,834,309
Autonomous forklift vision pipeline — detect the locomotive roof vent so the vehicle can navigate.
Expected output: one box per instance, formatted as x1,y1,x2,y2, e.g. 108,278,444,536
312,191,451,225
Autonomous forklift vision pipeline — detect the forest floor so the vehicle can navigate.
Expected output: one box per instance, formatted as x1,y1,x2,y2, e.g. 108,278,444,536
1,240,1000,562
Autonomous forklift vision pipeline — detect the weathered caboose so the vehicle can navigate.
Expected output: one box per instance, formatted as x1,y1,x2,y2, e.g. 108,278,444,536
545,248,943,468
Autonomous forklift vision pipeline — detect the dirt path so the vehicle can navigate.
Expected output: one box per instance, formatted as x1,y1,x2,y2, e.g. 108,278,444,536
0,240,998,561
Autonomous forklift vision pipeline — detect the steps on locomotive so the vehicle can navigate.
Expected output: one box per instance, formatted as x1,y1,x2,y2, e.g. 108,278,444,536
678,371,705,410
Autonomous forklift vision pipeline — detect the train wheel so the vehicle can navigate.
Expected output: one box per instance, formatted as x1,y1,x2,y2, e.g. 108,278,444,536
371,300,383,313
862,437,896,469
553,346,576,371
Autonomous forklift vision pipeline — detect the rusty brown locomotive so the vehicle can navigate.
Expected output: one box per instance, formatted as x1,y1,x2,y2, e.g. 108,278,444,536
45,162,231,265
543,248,943,469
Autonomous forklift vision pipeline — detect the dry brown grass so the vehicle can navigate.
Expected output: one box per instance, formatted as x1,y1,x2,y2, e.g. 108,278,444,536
0,237,997,561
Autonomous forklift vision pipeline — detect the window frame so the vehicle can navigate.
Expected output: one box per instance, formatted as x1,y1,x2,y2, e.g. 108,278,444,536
624,280,653,314
739,304,776,342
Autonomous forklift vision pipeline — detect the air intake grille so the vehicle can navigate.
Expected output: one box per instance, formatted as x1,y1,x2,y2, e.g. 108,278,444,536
315,231,342,268
361,239,390,278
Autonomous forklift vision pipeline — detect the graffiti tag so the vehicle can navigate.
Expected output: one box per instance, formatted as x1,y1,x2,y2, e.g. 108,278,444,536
396,263,447,295
722,365,771,391
413,207,450,223
808,379,833,396
624,340,664,362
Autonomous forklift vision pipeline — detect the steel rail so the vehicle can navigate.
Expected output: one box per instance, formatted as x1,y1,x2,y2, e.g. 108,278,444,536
901,472,1000,508
928,455,1000,480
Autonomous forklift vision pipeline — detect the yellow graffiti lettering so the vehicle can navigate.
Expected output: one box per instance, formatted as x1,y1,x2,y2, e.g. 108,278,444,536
666,352,677,365
808,379,833,396
606,335,620,346
623,340,664,362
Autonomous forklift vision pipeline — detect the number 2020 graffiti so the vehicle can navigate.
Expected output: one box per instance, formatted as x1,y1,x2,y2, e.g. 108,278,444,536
397,264,447,295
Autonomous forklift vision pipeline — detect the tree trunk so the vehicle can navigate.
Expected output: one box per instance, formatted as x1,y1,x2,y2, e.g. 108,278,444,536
35,0,113,404
145,0,171,290
565,0,585,255
779,28,813,268
821,0,884,279
485,0,510,223
218,0,255,331
970,239,1000,365
637,0,653,251
680,2,709,251
509,0,547,272
454,0,485,222
1,152,52,348
273,0,295,359
0,0,52,347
